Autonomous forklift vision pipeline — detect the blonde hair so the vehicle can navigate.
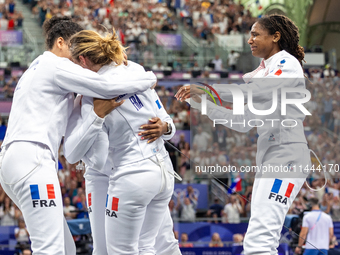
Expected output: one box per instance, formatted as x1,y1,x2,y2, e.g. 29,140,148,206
69,29,126,67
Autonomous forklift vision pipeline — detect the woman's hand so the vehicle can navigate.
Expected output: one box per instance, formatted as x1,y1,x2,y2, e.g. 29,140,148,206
175,84,205,102
93,97,125,118
138,117,168,143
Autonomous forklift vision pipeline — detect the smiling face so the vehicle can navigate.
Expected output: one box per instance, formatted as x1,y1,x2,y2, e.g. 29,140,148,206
248,22,280,60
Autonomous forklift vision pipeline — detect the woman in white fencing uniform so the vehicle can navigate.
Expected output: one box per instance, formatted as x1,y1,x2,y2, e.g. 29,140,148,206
0,16,156,255
64,30,181,254
176,14,312,255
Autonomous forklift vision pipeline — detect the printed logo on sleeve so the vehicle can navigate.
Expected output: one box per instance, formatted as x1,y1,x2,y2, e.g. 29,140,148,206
268,179,295,205
129,94,144,111
30,184,57,208
268,133,275,141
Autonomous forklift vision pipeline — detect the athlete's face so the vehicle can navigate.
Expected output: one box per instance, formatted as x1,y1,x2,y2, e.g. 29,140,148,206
52,37,72,59
248,22,280,60
73,56,102,73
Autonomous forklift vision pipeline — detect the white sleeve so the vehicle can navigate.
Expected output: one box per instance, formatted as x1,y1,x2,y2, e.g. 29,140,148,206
150,89,176,140
187,98,255,133
82,128,109,171
54,59,157,99
64,96,106,164
212,57,301,103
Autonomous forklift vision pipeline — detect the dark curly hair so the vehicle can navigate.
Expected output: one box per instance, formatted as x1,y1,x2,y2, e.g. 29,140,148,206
43,16,83,50
257,14,305,66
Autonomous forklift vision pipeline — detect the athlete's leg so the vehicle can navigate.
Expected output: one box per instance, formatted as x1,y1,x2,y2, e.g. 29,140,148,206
154,209,181,255
84,169,109,255
105,159,162,254
243,144,310,255
148,156,181,255
0,142,75,255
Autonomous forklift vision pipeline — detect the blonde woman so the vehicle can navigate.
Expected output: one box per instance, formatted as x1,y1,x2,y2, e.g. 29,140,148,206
64,30,181,255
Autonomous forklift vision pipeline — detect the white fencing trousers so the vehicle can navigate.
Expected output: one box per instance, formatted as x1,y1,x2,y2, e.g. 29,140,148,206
84,170,109,255
105,153,175,254
243,143,310,255
0,141,76,255
85,167,181,255
154,209,181,255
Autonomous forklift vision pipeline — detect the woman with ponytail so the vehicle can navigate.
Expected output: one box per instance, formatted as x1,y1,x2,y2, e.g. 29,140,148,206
0,16,156,255
64,29,181,255
175,14,312,254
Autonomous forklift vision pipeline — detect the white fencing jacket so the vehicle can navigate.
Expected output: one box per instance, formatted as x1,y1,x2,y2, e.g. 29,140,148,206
2,52,156,161
64,61,175,176
191,50,309,165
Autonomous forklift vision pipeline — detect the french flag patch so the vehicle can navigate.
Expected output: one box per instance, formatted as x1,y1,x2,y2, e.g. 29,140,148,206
30,184,56,200
274,69,282,76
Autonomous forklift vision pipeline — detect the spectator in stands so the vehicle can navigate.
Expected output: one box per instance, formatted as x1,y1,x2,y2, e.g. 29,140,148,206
324,64,336,78
295,197,333,255
193,126,211,151
245,193,252,218
333,104,340,135
329,236,340,255
290,195,307,215
213,125,227,150
331,195,340,221
232,233,244,246
168,198,180,221
0,196,17,225
178,197,197,222
209,232,224,247
63,197,76,220
0,75,4,87
15,217,30,252
320,193,332,214
16,11,23,28
76,192,88,219
206,198,224,223
237,151,251,168
179,233,193,248
8,0,15,14
323,93,333,128
152,62,165,71
309,67,323,81
212,55,223,71
228,50,240,71
22,249,32,255
0,16,8,30
67,179,78,202
222,194,243,223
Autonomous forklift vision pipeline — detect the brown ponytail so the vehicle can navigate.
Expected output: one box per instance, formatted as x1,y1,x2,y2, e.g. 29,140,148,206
70,28,126,67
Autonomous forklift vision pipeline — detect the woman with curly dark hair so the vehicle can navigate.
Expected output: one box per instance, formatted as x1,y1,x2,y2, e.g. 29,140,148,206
176,14,312,254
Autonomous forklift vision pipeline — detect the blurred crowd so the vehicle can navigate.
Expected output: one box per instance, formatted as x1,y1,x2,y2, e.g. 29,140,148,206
178,0,256,41
0,0,23,30
23,0,248,70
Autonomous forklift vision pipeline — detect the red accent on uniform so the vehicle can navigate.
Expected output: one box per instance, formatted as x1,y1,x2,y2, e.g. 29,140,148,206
112,197,119,211
285,183,294,198
275,69,282,76
46,184,55,199
88,193,92,207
